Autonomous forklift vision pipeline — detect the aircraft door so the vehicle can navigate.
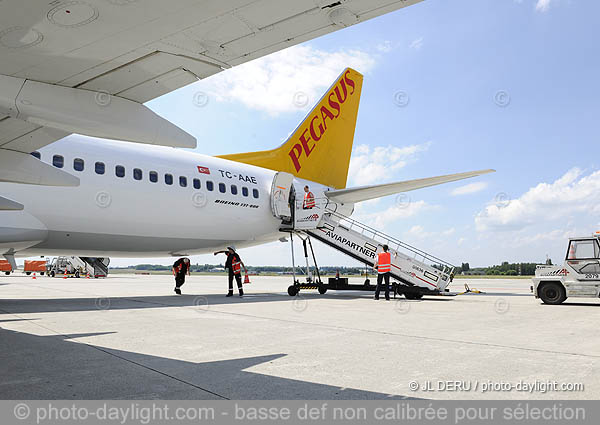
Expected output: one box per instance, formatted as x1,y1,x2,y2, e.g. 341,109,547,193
270,172,294,220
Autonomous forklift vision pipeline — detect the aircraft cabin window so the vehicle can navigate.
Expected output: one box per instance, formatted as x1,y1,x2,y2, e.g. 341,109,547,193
53,155,64,168
231,185,238,195
206,181,214,191
73,158,84,172
219,183,226,193
253,188,259,199
149,171,158,183
31,151,41,160
179,176,187,187
165,174,173,185
115,165,125,178
242,187,249,197
133,168,143,181
193,178,201,189
95,162,105,175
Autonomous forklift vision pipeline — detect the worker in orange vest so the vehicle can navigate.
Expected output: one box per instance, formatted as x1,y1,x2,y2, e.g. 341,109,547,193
374,244,391,300
214,246,247,297
303,185,315,209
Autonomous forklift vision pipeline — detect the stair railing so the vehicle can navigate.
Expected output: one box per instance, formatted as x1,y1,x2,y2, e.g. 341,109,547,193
323,208,455,278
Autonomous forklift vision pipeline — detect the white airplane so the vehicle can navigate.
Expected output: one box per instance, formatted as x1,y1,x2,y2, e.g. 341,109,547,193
0,0,492,266
1,67,492,261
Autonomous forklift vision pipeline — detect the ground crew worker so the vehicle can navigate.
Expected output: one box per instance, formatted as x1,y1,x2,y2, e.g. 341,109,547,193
214,246,247,297
303,185,315,209
172,257,191,295
374,245,391,300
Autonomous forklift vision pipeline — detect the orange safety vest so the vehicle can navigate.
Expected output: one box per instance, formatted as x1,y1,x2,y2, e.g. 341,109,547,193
377,252,391,274
231,258,242,275
303,192,315,208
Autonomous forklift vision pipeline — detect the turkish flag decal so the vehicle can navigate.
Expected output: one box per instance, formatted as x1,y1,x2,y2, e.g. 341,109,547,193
197,166,210,174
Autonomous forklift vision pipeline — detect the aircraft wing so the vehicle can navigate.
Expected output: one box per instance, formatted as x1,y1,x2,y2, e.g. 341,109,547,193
0,0,424,184
324,169,496,204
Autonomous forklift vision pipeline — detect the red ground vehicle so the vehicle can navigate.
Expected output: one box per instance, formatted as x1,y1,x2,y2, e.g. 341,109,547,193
24,260,46,276
0,259,13,275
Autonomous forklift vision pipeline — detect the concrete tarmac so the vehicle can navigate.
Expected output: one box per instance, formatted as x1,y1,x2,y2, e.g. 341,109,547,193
0,274,598,400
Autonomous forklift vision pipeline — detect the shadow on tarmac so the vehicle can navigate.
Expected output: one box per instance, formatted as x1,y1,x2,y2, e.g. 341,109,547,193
0,326,417,400
0,292,454,314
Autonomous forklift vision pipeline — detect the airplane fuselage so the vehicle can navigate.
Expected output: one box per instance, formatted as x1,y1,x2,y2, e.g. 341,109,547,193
0,135,330,257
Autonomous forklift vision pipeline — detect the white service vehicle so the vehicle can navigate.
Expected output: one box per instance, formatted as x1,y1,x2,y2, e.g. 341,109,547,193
532,233,600,304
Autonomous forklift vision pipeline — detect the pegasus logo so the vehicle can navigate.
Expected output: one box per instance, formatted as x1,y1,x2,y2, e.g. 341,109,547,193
288,70,356,172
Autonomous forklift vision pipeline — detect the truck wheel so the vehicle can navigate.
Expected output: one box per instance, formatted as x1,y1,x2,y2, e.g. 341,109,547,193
318,285,327,295
287,285,298,296
41,272,45,276
25,271,31,276
4,272,9,275
539,282,567,305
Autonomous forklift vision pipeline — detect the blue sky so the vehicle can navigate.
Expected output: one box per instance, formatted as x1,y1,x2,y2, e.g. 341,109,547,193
112,0,600,268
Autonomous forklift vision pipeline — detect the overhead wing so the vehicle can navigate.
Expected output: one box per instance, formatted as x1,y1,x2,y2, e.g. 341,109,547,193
0,0,424,183
325,169,496,204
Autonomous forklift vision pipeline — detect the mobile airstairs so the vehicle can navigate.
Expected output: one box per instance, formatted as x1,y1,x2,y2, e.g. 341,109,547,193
271,174,456,298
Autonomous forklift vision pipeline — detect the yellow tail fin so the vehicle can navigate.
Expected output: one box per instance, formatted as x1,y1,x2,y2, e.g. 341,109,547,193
217,68,363,189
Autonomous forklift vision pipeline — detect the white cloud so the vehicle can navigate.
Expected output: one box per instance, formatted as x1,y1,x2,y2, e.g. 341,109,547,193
535,0,551,12
450,182,488,196
409,37,424,50
348,142,432,186
475,168,600,232
376,40,393,53
355,200,437,229
201,45,376,115
406,225,455,240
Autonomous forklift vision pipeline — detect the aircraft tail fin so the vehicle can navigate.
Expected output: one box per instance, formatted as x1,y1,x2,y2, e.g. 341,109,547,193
217,68,363,189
